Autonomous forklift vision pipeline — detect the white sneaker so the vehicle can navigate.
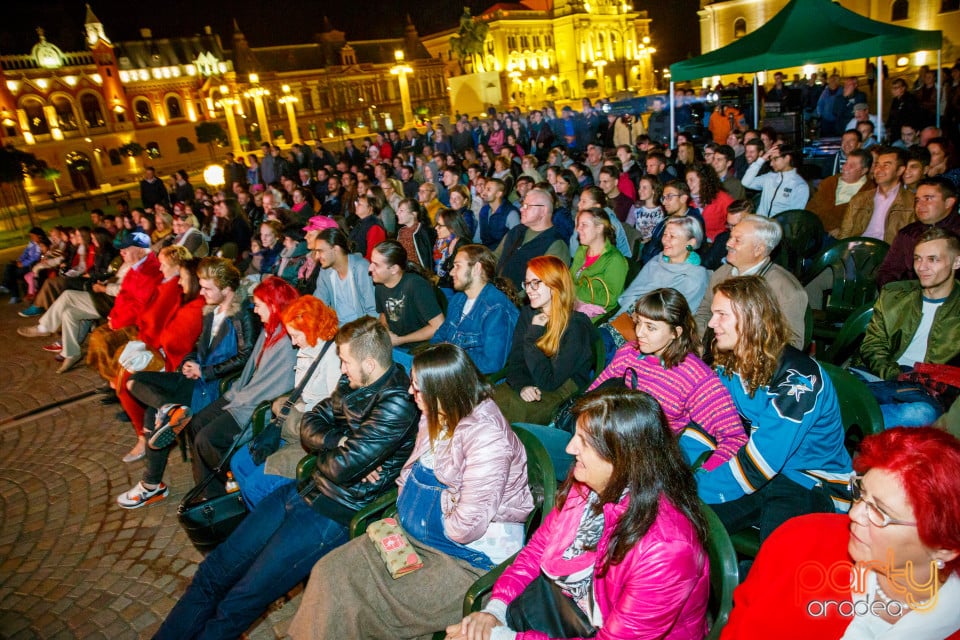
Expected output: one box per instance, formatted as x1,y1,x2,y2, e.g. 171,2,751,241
116,481,168,509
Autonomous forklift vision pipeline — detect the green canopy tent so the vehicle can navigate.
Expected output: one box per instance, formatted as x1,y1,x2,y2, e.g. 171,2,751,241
666,0,943,144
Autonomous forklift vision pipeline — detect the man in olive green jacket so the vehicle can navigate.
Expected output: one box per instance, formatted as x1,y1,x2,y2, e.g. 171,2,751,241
857,228,960,427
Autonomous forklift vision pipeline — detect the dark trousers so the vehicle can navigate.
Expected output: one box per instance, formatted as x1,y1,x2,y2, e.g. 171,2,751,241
187,397,241,498
2,262,28,295
709,474,836,544
129,370,195,486
153,482,349,640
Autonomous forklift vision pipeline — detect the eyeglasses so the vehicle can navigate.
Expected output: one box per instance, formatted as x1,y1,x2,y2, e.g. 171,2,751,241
661,194,681,202
522,278,543,292
520,202,547,209
849,476,917,528
435,224,448,230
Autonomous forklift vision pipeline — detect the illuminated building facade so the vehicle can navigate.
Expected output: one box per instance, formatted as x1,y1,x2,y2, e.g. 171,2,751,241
697,0,958,81
421,0,657,113
0,6,448,195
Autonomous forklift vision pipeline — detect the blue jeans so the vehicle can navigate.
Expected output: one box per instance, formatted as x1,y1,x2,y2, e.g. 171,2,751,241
880,402,942,429
230,445,295,510
154,483,349,640
513,423,574,483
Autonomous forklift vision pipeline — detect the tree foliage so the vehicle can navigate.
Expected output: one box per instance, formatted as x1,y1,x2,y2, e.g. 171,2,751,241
449,9,489,75
0,145,42,230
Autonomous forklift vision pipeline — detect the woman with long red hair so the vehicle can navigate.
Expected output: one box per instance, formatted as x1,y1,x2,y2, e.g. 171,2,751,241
491,255,597,424
230,295,341,507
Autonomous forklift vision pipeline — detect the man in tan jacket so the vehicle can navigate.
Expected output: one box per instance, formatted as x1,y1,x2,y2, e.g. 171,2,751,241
807,149,874,235
836,146,915,243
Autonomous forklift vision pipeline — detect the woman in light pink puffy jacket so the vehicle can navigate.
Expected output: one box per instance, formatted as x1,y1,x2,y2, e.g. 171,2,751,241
449,387,711,640
289,343,534,640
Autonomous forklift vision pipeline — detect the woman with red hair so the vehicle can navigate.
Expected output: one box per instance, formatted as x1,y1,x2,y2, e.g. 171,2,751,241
137,276,300,501
230,296,341,507
723,427,960,639
492,255,597,425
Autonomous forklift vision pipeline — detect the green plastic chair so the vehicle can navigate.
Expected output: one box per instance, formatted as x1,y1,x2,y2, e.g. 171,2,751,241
819,361,884,454
804,237,888,342
461,424,557,615
729,360,884,559
703,504,739,640
818,303,874,367
771,209,824,279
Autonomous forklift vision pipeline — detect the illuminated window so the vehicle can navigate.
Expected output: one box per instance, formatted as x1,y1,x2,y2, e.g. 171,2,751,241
166,95,183,119
134,99,153,123
734,18,747,39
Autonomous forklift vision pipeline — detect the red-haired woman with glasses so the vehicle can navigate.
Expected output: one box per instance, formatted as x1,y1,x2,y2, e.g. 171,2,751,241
723,427,960,639
492,255,597,425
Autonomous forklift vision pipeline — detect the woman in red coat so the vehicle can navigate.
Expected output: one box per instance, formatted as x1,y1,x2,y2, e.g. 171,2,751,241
722,427,960,640
685,163,734,243
115,259,204,463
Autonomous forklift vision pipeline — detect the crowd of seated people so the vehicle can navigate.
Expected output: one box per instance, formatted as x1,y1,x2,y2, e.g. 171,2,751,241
3,84,960,638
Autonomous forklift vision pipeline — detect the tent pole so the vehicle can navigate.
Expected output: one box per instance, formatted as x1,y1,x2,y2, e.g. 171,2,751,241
670,81,675,149
937,50,942,129
876,55,883,142
753,75,759,129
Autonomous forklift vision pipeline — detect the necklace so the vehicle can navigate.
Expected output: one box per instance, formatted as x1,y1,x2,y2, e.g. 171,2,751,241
874,575,931,609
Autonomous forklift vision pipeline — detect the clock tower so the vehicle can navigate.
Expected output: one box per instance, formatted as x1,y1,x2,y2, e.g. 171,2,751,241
85,3,129,124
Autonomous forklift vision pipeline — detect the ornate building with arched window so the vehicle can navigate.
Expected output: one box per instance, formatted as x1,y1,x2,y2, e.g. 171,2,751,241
697,0,958,80
0,6,448,197
421,0,657,114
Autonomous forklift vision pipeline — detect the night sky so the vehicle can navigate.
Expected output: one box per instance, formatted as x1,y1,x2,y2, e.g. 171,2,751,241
4,0,699,67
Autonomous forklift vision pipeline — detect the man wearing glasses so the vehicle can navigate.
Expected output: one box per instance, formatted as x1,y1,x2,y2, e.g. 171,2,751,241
494,188,570,291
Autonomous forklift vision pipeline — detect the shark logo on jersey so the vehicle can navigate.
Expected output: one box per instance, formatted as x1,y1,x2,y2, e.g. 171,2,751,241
778,369,816,401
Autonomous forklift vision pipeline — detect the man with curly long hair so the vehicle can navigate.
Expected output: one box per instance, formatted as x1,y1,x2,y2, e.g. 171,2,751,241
700,276,852,545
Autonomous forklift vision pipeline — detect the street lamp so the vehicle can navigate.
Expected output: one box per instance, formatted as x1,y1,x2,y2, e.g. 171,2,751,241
390,50,414,129
244,73,270,143
216,85,244,155
203,164,225,189
279,84,300,143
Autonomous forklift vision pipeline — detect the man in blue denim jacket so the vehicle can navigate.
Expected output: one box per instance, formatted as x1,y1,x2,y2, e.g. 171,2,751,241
431,244,520,375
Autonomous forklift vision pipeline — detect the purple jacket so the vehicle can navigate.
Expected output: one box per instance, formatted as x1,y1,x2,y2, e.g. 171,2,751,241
491,485,709,640
397,398,533,543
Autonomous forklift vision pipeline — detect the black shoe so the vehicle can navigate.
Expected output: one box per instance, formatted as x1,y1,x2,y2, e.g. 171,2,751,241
115,410,131,422
99,395,120,405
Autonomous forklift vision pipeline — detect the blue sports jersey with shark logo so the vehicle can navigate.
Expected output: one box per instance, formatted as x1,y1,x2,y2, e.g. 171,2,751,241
697,346,853,509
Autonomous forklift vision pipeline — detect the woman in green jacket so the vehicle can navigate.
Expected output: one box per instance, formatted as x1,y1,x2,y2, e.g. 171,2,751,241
570,207,628,314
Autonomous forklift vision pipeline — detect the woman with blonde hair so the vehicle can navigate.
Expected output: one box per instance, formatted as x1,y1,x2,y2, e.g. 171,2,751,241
492,255,597,424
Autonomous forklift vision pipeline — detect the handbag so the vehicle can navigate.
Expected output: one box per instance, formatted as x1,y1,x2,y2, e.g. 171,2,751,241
505,573,598,638
249,340,333,465
178,343,329,553
366,516,424,579
551,368,637,435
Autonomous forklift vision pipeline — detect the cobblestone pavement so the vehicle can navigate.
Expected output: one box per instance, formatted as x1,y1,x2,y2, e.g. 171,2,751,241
0,290,301,639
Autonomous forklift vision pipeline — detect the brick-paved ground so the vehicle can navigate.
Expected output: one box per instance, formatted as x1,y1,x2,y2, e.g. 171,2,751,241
0,263,301,639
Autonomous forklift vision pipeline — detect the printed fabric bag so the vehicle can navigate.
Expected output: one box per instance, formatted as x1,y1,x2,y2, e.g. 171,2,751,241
366,517,424,579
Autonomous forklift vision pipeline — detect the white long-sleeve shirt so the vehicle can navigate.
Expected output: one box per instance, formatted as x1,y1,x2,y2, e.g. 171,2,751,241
742,160,810,217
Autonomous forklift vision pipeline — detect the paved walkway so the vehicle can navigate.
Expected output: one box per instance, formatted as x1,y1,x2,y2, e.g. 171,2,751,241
0,296,300,638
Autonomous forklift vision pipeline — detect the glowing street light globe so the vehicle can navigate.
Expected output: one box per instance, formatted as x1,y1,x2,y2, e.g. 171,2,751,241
204,164,225,187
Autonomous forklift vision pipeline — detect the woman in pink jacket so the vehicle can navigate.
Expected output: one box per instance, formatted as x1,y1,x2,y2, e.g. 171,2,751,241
448,387,710,640
289,343,534,639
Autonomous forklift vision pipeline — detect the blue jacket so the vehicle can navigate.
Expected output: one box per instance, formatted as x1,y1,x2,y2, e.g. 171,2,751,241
313,253,377,326
431,283,519,375
478,201,519,250
697,346,852,509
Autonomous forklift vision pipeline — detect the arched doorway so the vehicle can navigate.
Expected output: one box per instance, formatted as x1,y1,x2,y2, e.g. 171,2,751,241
65,151,95,191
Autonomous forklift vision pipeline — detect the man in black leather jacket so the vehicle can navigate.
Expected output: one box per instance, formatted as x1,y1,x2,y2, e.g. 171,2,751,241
154,316,419,640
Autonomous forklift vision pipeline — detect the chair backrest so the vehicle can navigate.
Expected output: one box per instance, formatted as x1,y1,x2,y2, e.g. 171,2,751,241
702,504,738,640
511,424,557,538
771,209,825,279
819,361,884,454
804,237,889,314
592,333,606,381
820,303,874,366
